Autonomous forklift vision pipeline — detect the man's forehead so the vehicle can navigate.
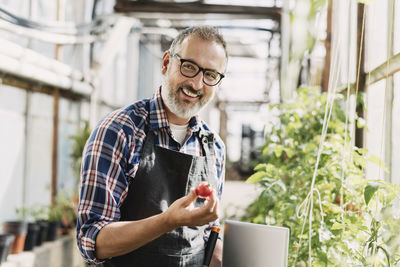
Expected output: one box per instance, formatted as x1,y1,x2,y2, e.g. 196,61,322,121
177,36,226,70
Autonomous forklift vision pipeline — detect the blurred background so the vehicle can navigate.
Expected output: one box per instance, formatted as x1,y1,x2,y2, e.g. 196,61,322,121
0,0,399,266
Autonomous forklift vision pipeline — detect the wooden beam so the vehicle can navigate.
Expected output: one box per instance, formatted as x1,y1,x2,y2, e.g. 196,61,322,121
51,87,60,204
366,52,400,85
114,1,281,21
0,72,88,101
51,0,66,204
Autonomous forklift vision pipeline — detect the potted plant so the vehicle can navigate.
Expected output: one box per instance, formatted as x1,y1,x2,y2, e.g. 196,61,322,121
56,192,78,235
45,203,63,241
33,206,50,246
2,221,27,254
15,206,42,251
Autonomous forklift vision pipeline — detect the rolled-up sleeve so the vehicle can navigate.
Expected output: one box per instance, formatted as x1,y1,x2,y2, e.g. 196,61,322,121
76,119,134,265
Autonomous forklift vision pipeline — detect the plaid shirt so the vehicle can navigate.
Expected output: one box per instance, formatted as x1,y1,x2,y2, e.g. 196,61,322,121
76,88,225,264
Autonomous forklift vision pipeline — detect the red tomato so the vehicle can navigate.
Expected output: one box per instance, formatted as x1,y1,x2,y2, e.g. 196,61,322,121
195,181,213,198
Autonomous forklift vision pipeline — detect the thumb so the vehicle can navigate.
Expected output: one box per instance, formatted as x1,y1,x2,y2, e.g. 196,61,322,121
181,188,198,207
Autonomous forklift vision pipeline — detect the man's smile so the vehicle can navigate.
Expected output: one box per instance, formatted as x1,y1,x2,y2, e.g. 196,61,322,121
178,85,203,101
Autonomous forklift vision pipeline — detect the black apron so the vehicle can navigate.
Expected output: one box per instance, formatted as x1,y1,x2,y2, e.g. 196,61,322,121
105,129,218,267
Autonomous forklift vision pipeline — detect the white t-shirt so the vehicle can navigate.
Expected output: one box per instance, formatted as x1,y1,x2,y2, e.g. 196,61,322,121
169,123,189,145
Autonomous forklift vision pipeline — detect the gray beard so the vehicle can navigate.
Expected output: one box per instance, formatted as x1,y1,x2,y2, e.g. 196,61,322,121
161,83,213,119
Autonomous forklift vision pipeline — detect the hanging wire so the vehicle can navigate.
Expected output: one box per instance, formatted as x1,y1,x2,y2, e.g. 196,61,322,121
338,0,354,243
292,1,343,265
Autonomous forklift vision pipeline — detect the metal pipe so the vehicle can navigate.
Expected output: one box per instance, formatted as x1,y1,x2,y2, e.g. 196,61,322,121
0,37,83,80
0,53,92,95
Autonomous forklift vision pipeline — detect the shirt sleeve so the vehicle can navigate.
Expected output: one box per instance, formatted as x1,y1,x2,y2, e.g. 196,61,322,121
76,120,134,265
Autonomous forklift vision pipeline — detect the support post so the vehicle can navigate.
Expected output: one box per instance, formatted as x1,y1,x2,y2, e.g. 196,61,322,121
355,2,366,148
51,0,66,204
322,0,332,92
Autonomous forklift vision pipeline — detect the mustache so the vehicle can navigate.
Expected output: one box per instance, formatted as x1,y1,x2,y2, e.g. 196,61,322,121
178,84,203,97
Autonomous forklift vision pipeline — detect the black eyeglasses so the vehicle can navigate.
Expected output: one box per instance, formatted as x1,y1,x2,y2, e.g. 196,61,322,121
172,54,225,86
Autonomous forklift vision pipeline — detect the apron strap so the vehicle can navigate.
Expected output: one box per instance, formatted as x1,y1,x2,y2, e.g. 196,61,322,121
198,130,215,157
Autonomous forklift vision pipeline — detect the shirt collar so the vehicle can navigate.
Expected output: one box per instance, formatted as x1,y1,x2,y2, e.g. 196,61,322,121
148,87,202,132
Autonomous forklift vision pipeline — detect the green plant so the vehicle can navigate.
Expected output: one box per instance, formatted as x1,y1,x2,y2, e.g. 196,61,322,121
70,120,91,187
242,87,400,266
46,193,77,224
15,205,47,222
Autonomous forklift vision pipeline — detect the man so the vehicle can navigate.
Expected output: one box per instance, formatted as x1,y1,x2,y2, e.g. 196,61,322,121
77,26,227,267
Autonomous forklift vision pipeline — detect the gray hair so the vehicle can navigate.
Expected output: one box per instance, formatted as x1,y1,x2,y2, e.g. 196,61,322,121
169,26,228,61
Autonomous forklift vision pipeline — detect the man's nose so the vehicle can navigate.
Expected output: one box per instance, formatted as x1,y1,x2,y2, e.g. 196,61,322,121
190,71,204,90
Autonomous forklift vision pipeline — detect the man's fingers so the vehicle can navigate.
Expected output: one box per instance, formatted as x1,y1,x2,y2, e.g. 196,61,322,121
213,194,220,216
194,191,219,222
181,188,198,207
204,191,218,212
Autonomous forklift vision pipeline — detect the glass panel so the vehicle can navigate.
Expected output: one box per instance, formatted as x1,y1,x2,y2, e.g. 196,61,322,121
394,0,400,54
392,72,400,183
365,0,389,72
365,79,386,180
57,98,80,196
25,92,53,206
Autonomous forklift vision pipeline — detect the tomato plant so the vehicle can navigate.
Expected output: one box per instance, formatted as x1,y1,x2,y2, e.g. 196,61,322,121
241,87,400,266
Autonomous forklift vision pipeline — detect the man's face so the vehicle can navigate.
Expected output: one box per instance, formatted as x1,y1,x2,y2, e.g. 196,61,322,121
161,35,226,121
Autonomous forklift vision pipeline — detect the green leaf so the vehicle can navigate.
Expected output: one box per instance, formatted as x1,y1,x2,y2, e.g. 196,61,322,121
364,182,380,205
276,180,287,192
377,245,391,266
316,250,328,264
285,148,296,158
274,146,283,157
367,155,389,173
331,222,344,230
246,172,267,183
254,163,268,172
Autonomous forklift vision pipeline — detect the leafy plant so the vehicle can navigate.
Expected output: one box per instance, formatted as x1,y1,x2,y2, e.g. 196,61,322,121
47,203,64,222
242,87,400,266
70,120,91,187
16,205,47,222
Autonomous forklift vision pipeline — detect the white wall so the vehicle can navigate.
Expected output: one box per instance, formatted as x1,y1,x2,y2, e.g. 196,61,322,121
24,92,53,207
0,85,26,220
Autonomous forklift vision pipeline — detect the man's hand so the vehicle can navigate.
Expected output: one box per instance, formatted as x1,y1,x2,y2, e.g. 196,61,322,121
163,188,219,228
96,188,220,260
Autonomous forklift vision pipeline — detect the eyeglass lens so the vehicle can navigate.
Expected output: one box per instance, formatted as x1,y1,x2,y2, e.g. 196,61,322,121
180,61,221,86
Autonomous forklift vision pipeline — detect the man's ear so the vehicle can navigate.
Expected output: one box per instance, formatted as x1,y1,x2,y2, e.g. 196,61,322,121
161,51,170,75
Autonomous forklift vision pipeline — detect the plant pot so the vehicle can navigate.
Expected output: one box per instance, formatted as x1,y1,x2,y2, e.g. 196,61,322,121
36,220,49,246
23,222,40,251
2,221,28,254
0,234,14,264
46,221,60,241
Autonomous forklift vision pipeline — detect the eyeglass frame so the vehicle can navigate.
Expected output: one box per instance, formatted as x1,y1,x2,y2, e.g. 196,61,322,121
171,54,225,86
